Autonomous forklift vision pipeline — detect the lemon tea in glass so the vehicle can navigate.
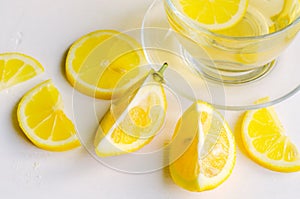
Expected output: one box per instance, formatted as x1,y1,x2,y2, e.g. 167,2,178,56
164,0,300,84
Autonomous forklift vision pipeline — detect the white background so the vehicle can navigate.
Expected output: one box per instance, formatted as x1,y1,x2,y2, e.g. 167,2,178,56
0,0,300,198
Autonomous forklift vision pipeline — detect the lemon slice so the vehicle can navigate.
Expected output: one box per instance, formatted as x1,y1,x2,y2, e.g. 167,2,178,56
215,6,269,37
169,101,236,192
17,80,80,151
177,0,249,30
241,99,300,172
94,64,167,157
0,52,44,90
65,30,146,99
250,0,284,18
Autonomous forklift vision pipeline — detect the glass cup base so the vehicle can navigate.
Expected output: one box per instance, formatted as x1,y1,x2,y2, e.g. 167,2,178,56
182,47,276,84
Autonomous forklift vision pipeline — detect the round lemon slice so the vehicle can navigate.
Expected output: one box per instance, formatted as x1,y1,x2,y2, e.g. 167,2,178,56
17,80,80,151
169,101,236,192
177,0,249,30
65,30,146,99
241,99,300,172
0,52,44,90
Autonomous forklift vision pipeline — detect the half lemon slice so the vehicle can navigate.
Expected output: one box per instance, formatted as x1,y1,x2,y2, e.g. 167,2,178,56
0,52,44,90
17,80,80,151
241,99,300,172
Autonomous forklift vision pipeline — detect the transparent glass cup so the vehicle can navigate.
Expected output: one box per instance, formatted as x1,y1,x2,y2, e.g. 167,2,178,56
164,0,300,84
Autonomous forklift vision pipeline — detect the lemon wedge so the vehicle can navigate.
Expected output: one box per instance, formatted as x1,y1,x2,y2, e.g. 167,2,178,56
94,64,168,157
169,101,236,191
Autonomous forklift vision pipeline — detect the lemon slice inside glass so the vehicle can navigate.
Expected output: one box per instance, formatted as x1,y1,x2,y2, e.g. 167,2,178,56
177,0,249,30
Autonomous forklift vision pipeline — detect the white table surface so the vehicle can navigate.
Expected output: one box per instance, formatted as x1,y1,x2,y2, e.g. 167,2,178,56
1,0,300,198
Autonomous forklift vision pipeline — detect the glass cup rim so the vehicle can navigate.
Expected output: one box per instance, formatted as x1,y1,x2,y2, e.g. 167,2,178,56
165,0,300,40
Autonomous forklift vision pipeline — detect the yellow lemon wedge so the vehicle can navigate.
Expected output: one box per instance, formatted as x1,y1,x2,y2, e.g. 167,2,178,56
177,0,249,30
169,101,236,192
241,99,300,172
65,30,146,99
94,64,168,157
17,80,80,151
0,52,44,90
